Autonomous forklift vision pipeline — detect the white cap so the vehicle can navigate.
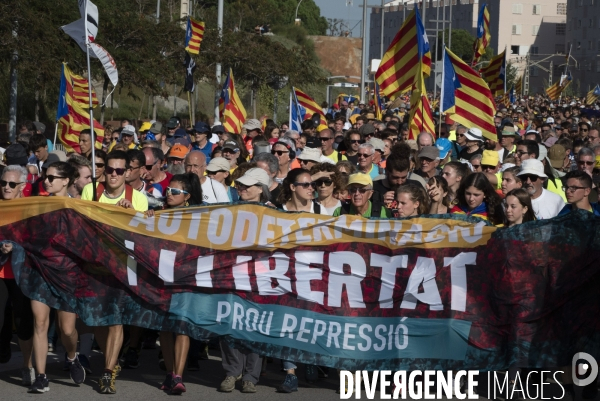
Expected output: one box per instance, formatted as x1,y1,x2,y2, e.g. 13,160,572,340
464,127,484,142
297,147,321,163
546,117,555,124
236,168,270,186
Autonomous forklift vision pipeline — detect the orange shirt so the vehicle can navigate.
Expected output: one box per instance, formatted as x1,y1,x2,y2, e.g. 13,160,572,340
0,259,14,279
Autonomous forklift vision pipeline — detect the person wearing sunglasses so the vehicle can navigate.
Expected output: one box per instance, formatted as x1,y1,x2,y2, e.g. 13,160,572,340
558,170,600,216
451,125,468,160
356,143,381,181
296,147,321,171
274,168,324,215
333,173,390,218
80,151,148,394
457,128,484,161
310,163,343,215
342,130,362,165
517,159,564,219
0,165,35,388
29,162,88,392
320,128,347,163
271,138,296,184
204,156,239,202
513,140,539,167
87,149,107,184
142,147,171,196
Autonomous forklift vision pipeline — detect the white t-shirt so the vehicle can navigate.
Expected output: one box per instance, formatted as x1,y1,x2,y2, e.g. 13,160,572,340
282,202,329,215
531,188,564,220
201,177,230,204
318,200,342,216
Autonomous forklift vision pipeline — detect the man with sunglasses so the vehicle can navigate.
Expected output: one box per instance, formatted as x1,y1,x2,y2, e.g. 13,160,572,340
81,151,148,394
558,170,600,216
185,151,230,204
332,173,390,218
343,130,362,164
320,128,347,163
142,147,171,196
517,159,564,219
356,143,381,180
514,139,539,167
125,149,164,209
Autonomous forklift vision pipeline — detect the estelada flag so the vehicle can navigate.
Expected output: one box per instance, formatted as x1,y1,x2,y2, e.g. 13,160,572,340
185,17,205,55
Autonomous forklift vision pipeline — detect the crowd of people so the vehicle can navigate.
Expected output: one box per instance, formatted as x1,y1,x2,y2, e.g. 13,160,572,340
0,93,599,397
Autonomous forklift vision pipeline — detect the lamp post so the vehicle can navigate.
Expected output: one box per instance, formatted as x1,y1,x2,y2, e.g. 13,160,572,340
295,0,303,24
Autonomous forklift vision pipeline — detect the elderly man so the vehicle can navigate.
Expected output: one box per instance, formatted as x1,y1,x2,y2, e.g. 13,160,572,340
142,147,171,196
518,159,564,219
356,143,381,180
333,173,390,217
414,146,440,179
498,126,517,161
184,150,229,203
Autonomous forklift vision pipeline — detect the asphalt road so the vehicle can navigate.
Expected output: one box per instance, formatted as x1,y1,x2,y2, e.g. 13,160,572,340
0,337,595,401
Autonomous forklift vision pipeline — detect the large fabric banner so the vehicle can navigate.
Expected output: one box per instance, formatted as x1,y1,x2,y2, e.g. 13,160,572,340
1,198,599,371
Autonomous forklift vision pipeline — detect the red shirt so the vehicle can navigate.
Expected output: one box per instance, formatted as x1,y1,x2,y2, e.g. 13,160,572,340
155,172,173,196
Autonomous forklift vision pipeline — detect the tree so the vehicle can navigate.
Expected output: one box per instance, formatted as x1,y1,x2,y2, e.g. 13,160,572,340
434,28,494,64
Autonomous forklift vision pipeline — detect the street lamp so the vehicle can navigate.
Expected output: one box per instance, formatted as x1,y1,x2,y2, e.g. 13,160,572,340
295,0,303,25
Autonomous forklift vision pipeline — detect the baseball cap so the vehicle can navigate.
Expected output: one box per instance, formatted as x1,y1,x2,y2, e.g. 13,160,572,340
206,157,231,172
236,167,270,187
435,138,452,159
546,117,555,124
359,124,376,136
222,140,240,152
501,126,517,136
193,121,211,133
366,113,376,120
41,153,61,169
121,125,136,136
368,138,385,152
168,144,189,159
517,159,547,178
543,136,558,148
481,150,499,166
149,122,163,134
166,117,180,129
317,124,329,133
548,144,566,168
139,122,152,132
297,147,321,163
242,119,262,132
33,122,46,133
211,124,225,134
418,146,439,160
347,173,373,187
4,144,28,166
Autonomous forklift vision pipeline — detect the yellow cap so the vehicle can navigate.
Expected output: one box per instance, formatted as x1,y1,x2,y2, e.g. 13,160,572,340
347,173,373,187
140,122,152,132
317,124,328,132
349,114,359,124
481,150,499,166
595,155,600,169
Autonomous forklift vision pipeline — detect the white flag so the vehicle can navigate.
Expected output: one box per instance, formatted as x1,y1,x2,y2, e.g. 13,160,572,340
78,0,99,41
90,43,118,88
61,18,88,53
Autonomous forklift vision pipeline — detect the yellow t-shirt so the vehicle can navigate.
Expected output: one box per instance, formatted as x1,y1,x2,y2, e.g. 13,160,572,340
323,150,347,163
546,177,567,202
81,183,149,211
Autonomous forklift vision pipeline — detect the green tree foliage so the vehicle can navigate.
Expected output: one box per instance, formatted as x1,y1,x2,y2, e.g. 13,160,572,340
434,28,493,63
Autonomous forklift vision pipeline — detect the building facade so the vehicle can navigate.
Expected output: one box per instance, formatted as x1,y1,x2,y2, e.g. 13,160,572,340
369,0,567,95
565,0,600,95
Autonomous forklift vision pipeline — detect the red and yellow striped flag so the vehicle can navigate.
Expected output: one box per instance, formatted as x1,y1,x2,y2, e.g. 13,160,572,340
294,87,326,125
375,7,431,99
443,47,496,141
514,75,523,96
220,68,247,134
409,64,436,140
546,73,572,101
69,71,99,107
586,85,600,105
472,4,491,66
184,17,205,55
480,50,506,96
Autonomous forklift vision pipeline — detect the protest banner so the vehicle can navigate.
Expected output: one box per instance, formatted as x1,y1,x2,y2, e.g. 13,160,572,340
0,198,598,370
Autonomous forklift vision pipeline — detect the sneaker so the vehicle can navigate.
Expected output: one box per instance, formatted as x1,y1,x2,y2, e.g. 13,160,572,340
187,357,199,371
277,374,298,393
21,367,35,387
79,354,93,375
170,375,187,395
199,343,209,360
113,364,121,377
28,374,49,393
68,354,86,384
123,348,139,369
99,371,116,394
241,380,257,393
160,373,173,391
219,374,241,392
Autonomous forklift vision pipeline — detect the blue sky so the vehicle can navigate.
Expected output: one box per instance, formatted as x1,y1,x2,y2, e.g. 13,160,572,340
313,0,386,37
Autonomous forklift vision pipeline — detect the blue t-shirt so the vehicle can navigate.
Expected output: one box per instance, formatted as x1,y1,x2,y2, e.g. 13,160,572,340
192,141,214,163
558,203,600,217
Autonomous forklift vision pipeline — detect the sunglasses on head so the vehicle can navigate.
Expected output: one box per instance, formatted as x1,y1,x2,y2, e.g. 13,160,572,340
349,187,370,194
315,179,333,187
105,166,126,176
166,187,189,196
294,182,316,189
45,175,66,183
271,150,289,156
0,180,22,189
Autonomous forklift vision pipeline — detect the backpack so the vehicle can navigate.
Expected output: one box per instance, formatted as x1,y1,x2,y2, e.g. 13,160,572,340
94,183,134,202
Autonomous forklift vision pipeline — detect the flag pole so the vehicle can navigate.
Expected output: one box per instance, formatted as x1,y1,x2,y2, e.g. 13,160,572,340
504,46,507,96
438,45,445,137
53,121,58,148
85,0,98,201
288,91,292,130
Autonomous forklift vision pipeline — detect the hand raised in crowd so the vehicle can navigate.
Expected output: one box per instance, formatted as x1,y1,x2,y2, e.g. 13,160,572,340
0,242,13,254
427,182,442,204
383,190,395,205
310,171,334,182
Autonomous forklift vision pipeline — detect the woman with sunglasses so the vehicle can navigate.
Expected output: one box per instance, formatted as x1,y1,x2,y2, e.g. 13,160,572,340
87,149,107,183
30,162,88,393
450,172,504,225
152,173,203,395
0,166,35,388
310,163,343,215
275,168,326,214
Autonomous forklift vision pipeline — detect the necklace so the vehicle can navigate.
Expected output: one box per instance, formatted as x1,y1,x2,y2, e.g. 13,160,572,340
103,187,125,199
